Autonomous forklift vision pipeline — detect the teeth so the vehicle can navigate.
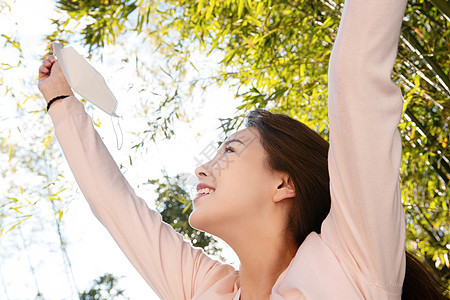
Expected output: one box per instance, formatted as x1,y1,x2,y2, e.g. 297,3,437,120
197,188,214,197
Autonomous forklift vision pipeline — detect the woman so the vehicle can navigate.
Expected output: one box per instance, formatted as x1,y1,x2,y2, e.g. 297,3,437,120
37,0,446,298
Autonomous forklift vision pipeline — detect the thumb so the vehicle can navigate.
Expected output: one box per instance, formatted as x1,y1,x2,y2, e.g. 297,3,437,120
50,60,64,77
48,60,70,86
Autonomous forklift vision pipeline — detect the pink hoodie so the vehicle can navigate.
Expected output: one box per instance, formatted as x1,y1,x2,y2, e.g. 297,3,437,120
48,0,407,298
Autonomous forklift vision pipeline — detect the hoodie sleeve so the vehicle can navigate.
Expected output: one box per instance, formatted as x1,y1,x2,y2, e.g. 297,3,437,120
48,96,234,299
322,0,407,296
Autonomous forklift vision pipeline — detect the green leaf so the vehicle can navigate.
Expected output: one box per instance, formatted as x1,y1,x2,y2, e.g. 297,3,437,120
182,202,192,214
56,210,63,223
321,17,333,28
238,0,244,18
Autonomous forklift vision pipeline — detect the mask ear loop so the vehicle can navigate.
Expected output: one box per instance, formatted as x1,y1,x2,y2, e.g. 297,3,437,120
110,114,123,150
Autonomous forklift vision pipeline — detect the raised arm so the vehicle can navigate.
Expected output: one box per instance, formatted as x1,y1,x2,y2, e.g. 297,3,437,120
38,60,234,299
322,0,407,296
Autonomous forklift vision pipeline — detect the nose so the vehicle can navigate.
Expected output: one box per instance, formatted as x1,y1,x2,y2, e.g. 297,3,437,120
195,161,211,179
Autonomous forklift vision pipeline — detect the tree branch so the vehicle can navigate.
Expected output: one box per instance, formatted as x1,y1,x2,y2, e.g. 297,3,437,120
401,28,450,94
429,0,450,20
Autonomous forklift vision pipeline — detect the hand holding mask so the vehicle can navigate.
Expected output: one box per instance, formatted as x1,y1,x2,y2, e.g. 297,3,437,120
52,42,119,117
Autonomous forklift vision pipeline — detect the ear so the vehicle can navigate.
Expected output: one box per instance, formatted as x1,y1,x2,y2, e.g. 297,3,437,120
273,175,296,203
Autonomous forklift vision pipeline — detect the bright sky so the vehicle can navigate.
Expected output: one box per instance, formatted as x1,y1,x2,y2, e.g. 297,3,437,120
0,0,240,298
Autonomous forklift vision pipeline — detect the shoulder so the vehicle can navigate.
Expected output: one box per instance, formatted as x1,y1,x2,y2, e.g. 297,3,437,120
271,233,402,299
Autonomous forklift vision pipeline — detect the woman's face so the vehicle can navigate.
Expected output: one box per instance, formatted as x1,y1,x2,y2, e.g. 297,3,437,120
189,127,283,238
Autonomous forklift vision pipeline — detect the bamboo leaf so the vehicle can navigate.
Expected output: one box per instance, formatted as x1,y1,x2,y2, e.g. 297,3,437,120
182,202,192,214
56,210,63,223
8,145,12,161
238,0,244,18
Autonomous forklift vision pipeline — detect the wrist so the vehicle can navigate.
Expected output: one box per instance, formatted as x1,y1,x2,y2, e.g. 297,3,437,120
41,84,74,103
47,95,72,112
45,92,74,104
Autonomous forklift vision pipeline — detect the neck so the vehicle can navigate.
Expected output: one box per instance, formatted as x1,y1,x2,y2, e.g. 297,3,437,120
226,227,297,300
239,253,293,300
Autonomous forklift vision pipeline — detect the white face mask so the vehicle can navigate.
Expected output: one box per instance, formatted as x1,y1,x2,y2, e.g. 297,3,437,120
52,42,119,117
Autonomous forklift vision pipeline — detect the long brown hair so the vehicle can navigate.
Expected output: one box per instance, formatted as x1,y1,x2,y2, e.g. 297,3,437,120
246,109,448,299
246,109,330,246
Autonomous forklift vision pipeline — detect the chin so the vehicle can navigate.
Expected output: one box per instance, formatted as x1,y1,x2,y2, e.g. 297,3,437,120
188,209,223,237
188,209,210,232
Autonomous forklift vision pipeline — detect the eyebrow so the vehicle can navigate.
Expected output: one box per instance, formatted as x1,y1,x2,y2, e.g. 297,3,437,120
222,138,245,147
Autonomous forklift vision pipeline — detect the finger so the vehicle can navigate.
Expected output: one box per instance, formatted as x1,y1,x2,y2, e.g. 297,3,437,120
39,65,49,78
39,64,49,73
44,55,55,63
51,60,63,74
43,59,52,67
50,43,53,52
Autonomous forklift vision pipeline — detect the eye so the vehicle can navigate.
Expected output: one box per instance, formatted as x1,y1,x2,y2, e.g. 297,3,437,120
224,146,234,153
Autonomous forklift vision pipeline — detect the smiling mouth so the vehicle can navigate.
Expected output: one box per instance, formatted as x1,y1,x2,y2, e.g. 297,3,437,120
195,188,215,199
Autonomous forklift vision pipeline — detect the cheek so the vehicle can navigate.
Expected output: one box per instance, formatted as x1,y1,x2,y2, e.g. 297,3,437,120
211,155,253,189
190,180,267,229
189,150,274,233
213,158,270,199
